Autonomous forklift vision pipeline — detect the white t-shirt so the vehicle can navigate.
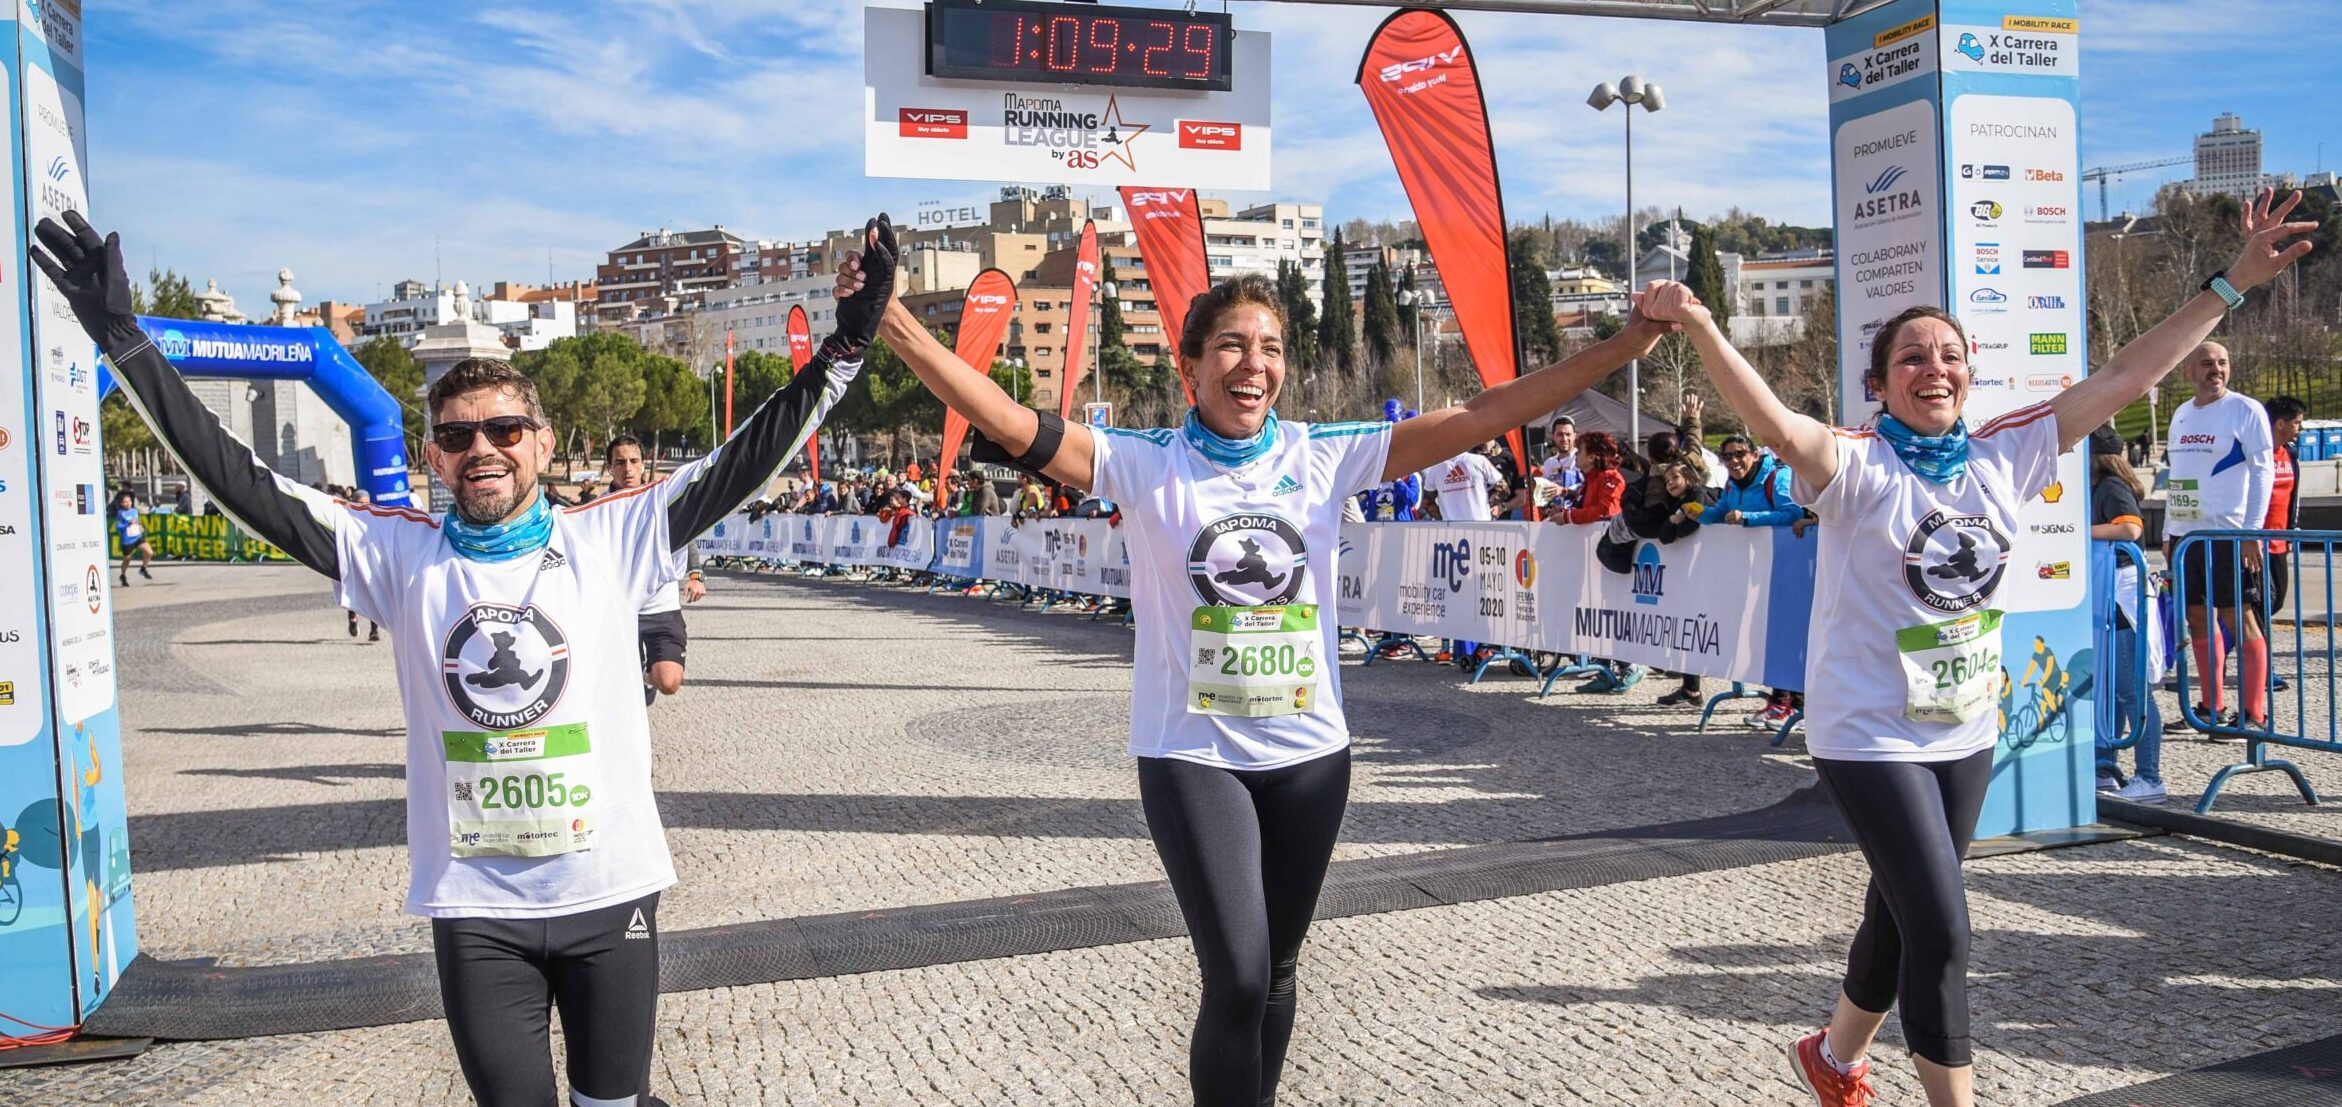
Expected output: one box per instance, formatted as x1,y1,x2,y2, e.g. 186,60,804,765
2164,391,2274,536
1540,453,1579,483
334,483,686,919
1090,419,1392,768
1797,402,2062,762
1420,451,1502,521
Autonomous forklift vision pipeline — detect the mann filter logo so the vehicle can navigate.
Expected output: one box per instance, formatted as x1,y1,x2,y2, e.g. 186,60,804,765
1187,513,1306,606
441,603,572,730
1631,543,1665,605
1903,509,2010,613
2029,333,2068,355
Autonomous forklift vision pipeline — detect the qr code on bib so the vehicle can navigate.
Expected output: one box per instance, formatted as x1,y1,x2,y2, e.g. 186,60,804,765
1196,647,1217,667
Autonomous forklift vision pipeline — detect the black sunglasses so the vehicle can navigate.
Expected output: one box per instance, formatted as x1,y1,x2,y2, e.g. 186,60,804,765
432,416,542,453
1720,450,1754,460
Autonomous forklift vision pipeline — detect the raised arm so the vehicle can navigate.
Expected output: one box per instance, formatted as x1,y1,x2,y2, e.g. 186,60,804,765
656,217,898,548
850,254,1097,489
2050,189,2316,452
32,213,341,577
1638,280,1841,492
1383,304,1674,480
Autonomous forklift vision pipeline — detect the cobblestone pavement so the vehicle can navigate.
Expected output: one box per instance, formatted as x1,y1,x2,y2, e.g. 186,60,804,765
5,564,2339,1105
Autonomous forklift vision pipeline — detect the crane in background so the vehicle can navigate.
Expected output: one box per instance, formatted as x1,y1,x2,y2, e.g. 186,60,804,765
2083,156,2192,222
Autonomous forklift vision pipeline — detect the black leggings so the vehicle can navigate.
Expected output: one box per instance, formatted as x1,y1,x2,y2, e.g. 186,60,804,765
1139,749,1351,1107
1812,749,1993,1067
431,892,662,1107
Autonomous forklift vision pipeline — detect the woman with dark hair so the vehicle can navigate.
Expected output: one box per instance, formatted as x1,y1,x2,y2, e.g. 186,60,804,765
2089,425,2164,802
844,247,1675,1105
1559,431,1627,524
1639,190,2314,1107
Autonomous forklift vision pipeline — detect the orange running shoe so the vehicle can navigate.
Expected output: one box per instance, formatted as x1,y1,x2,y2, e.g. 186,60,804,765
1789,1029,1875,1107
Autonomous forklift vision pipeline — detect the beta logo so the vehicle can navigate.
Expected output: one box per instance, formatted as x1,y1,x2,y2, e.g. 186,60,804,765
1177,121,1241,150
897,108,968,140
2025,167,2066,182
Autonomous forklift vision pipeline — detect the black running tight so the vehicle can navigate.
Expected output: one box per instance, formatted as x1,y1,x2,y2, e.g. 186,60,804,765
1139,749,1351,1107
431,892,662,1106
1812,748,1994,1067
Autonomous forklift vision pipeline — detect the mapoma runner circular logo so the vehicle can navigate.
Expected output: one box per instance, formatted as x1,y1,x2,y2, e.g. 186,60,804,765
1187,513,1307,606
1902,509,2010,613
441,603,571,729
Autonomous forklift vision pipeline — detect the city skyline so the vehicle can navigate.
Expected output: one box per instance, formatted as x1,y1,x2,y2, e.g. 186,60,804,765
87,0,2342,306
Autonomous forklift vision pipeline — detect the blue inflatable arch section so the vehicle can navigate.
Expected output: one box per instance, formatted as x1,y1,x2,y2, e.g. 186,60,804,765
98,316,413,506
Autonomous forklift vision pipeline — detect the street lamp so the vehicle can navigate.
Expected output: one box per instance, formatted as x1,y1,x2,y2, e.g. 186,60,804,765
1589,73,1665,446
1401,288,1432,415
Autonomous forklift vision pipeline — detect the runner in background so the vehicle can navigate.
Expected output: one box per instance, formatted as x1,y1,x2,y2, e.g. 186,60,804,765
346,488,382,642
2161,340,2275,731
1639,187,2313,1107
1541,414,1585,512
112,489,154,585
852,240,1677,1106
2089,424,2163,802
604,435,705,706
2261,394,2306,633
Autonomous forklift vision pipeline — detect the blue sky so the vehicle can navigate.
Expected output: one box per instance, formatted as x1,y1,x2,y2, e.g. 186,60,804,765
85,0,2342,308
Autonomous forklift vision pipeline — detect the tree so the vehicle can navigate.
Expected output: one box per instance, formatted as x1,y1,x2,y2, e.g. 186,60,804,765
1686,222,1733,339
352,336,426,451
1318,229,1356,375
629,353,710,455
515,331,654,462
1508,228,1563,368
1361,258,1401,373
1098,257,1127,350
132,268,201,320
1275,259,1319,372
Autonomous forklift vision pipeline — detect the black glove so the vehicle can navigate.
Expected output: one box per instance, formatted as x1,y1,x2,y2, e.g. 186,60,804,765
30,210,139,350
824,214,898,361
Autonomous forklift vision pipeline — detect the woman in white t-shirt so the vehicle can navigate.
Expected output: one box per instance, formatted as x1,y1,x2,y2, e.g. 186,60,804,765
846,249,1672,1104
1636,189,2314,1107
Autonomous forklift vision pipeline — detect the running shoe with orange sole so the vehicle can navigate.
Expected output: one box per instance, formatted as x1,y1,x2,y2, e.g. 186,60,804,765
1789,1029,1875,1107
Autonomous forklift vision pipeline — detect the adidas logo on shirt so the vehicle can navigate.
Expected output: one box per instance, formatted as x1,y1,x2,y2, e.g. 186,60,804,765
1270,475,1302,496
624,907,650,939
539,548,568,571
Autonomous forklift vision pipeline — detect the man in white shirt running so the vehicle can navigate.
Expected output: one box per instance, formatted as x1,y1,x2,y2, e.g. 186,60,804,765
2161,340,2275,729
1419,444,1502,521
605,435,706,705
35,211,895,1107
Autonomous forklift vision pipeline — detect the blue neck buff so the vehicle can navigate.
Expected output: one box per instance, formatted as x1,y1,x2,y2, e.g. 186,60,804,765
445,490,554,562
1875,413,1970,484
1183,407,1279,468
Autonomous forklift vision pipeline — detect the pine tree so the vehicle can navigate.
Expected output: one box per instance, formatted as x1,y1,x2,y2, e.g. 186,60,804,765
1098,256,1126,350
1507,229,1562,368
1318,229,1356,374
1687,221,1733,338
1362,259,1400,370
1275,259,1318,371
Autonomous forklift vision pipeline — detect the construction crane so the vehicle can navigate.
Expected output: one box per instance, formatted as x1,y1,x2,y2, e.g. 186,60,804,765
2083,156,2191,222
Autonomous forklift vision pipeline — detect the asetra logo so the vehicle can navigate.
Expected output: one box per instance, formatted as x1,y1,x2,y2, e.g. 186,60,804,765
1864,165,1908,195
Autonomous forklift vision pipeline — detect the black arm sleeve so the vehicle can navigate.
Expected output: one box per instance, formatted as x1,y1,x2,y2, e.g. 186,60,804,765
663,349,858,551
100,320,341,577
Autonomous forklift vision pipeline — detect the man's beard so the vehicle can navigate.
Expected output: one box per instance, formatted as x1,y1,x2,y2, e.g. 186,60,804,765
453,480,530,526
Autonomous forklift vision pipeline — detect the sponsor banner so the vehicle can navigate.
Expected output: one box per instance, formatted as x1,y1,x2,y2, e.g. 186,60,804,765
1117,186,1208,403
862,7,1273,189
938,269,1019,473
106,512,290,563
937,518,984,578
1830,96,1942,417
1057,221,1100,419
1942,19,2079,78
1827,13,1939,103
1354,9,1529,486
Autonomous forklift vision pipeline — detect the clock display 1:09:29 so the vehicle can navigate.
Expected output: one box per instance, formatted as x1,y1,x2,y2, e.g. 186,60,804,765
925,0,1234,92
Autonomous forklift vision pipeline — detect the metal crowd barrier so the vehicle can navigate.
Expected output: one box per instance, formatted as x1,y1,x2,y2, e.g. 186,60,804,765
2168,529,2328,813
2091,540,2154,781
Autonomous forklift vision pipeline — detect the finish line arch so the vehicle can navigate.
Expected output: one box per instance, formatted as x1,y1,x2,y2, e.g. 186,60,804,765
99,316,414,507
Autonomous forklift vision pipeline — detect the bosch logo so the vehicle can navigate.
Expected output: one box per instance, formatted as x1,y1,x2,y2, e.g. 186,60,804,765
2028,204,2067,217
2177,434,2215,445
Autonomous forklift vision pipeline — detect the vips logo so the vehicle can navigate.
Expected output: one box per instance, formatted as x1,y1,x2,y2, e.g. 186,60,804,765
1631,543,1666,605
898,108,968,140
1960,164,2011,180
1126,189,1190,218
1430,538,1472,593
1177,121,1241,150
2022,249,2070,269
2026,295,2067,310
968,292,1011,308
1378,44,1463,85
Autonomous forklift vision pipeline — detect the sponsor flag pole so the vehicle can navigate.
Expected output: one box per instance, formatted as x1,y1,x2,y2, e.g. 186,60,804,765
1116,186,1206,405
1356,8,1533,509
1058,220,1101,420
723,327,736,438
938,268,1020,482
785,304,818,487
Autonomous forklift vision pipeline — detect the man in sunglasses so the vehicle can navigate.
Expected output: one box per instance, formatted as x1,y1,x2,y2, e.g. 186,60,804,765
34,210,900,1107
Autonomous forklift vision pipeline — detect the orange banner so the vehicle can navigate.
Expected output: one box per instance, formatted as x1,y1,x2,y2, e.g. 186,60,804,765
1058,220,1101,419
1357,8,1529,484
938,268,1019,481
786,304,817,486
1118,186,1206,404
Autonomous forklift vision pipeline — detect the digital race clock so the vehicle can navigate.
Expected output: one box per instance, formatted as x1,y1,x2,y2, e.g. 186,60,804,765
926,0,1234,92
